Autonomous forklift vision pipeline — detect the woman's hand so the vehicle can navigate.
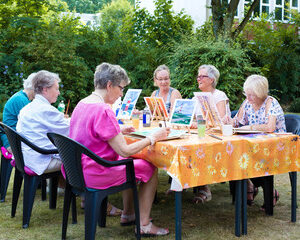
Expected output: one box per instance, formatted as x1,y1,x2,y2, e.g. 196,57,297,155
221,115,233,125
121,125,135,135
149,127,170,143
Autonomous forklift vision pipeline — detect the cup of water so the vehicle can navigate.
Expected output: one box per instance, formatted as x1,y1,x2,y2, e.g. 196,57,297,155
131,113,140,130
196,114,206,138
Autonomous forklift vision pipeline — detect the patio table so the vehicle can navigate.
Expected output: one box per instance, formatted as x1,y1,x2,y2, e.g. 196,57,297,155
126,131,300,239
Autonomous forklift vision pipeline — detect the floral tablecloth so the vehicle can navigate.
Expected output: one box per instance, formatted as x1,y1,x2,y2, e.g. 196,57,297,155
126,133,300,191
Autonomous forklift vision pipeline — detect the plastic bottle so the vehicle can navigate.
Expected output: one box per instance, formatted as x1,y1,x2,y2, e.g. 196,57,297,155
58,100,65,113
143,109,151,127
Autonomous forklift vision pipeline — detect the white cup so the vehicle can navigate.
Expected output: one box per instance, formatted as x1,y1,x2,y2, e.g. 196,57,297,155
222,124,233,136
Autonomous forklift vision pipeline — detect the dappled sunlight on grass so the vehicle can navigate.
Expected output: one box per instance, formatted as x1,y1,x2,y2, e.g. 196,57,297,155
0,170,299,239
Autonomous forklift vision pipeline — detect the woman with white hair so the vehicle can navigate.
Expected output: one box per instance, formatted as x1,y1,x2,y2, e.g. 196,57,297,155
234,74,286,133
233,74,285,210
0,73,36,158
16,70,69,175
193,64,231,203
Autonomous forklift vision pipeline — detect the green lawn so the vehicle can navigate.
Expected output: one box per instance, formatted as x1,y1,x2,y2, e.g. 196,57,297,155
0,170,300,239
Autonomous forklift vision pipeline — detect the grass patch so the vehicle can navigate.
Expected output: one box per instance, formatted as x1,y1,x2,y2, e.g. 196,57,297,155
0,170,299,239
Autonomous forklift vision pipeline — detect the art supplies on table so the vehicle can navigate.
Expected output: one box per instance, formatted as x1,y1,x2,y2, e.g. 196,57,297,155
130,128,186,140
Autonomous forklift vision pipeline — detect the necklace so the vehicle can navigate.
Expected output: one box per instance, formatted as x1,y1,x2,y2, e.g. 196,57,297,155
92,91,104,103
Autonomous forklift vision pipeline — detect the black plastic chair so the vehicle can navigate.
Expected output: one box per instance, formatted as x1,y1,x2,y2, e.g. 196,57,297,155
0,122,60,228
47,132,141,240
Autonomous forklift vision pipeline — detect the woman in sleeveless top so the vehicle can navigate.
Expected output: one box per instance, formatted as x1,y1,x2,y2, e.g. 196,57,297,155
233,74,286,211
151,65,182,114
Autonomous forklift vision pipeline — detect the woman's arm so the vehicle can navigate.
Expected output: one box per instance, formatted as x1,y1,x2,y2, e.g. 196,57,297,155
249,115,276,132
169,89,182,113
108,128,170,158
216,101,226,120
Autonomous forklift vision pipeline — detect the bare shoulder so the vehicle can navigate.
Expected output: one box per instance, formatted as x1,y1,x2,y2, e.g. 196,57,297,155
171,89,182,99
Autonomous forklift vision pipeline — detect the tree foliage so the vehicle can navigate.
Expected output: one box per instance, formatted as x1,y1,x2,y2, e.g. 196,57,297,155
165,38,260,110
242,13,300,104
211,0,260,40
61,0,134,13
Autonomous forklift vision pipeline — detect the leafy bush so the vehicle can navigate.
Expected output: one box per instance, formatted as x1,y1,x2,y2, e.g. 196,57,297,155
242,14,300,103
165,38,260,110
288,98,300,113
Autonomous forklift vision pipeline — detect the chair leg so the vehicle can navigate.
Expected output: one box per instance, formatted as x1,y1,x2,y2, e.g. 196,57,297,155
71,193,77,224
262,176,274,216
22,175,39,228
229,181,236,204
98,197,107,228
41,179,47,201
11,168,23,218
85,191,102,240
132,184,141,240
49,176,58,209
62,183,73,240
0,156,13,202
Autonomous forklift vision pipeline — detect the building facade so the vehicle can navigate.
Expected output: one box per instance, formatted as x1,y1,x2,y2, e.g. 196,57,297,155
137,0,300,28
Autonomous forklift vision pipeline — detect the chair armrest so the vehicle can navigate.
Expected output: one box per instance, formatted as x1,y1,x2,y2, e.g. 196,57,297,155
19,135,58,155
82,147,133,167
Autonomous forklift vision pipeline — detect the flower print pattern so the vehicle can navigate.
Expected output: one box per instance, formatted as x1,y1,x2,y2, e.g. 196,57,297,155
160,146,168,155
277,142,285,151
253,143,259,153
220,167,228,177
196,147,205,159
254,160,265,171
274,158,279,168
226,142,233,155
264,148,270,156
238,153,249,169
207,165,217,175
215,152,221,163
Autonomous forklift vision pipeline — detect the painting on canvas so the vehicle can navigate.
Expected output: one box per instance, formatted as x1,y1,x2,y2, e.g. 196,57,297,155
119,89,142,119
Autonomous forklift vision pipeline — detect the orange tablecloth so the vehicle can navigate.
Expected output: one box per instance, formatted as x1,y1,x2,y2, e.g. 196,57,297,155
126,133,300,190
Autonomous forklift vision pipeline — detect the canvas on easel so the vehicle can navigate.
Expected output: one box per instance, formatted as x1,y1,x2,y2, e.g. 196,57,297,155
193,92,222,128
144,97,167,121
169,99,196,127
153,97,169,120
119,89,142,119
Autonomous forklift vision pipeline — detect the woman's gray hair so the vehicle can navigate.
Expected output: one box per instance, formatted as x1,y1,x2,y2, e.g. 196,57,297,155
94,63,130,89
32,70,61,94
23,72,36,90
198,64,220,88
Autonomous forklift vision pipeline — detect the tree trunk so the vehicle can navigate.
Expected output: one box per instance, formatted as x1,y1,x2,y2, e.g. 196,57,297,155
211,0,260,41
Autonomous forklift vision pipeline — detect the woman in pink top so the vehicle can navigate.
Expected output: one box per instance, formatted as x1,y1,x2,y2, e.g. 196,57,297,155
69,63,170,237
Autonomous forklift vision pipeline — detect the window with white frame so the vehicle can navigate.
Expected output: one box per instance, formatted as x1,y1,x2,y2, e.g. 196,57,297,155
242,0,298,21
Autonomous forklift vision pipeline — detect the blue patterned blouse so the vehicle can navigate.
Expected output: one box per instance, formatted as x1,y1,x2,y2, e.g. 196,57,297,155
237,96,286,133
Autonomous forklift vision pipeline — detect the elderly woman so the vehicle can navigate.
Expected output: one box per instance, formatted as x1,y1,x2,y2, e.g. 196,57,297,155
194,64,230,120
16,70,69,175
151,65,182,114
193,64,231,203
0,73,36,158
69,63,170,236
233,74,285,209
